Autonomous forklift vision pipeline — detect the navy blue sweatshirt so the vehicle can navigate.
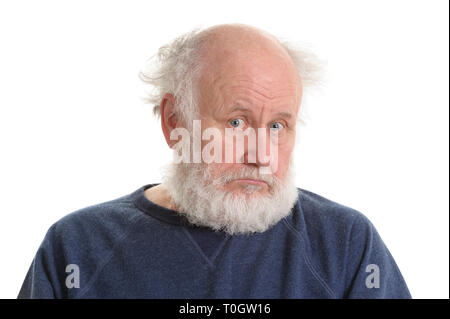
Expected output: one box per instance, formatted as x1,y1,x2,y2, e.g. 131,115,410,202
18,184,411,298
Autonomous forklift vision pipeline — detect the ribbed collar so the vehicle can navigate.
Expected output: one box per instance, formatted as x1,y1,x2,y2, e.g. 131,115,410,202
133,183,189,226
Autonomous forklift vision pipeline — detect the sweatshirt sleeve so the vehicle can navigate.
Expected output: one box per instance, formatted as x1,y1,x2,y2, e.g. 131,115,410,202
17,224,66,299
343,213,412,299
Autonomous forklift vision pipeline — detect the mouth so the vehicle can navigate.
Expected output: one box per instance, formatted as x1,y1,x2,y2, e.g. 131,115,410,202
231,178,268,187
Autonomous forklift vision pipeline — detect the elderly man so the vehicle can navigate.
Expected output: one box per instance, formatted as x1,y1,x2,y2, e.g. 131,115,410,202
18,24,411,298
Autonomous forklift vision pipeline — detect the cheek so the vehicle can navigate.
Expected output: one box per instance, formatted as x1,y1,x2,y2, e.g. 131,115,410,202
274,141,295,179
274,160,290,181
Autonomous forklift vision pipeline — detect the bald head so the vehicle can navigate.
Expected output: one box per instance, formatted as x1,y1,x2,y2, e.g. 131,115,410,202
197,24,287,56
195,24,301,88
140,23,323,123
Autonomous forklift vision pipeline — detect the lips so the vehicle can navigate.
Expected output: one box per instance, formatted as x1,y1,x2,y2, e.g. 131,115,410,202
232,178,268,186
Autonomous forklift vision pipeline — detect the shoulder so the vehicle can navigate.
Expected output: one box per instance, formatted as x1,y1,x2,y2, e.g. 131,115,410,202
25,188,149,298
292,189,410,298
287,189,378,296
48,189,147,253
295,188,372,238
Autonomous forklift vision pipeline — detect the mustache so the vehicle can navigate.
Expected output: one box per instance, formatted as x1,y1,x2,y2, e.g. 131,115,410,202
208,166,278,187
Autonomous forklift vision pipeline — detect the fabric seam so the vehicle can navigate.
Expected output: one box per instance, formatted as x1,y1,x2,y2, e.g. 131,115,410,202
181,227,230,269
73,212,147,298
282,218,338,299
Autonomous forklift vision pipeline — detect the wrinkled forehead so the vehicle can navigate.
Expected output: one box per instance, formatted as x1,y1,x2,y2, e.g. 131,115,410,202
196,51,302,114
192,27,303,117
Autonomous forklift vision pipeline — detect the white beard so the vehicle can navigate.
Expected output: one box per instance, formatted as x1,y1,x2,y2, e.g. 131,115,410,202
161,161,299,235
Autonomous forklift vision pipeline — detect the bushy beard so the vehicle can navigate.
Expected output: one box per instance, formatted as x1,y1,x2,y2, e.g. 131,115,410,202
161,160,299,236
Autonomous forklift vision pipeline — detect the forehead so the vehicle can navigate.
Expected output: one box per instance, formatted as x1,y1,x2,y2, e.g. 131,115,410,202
197,51,302,110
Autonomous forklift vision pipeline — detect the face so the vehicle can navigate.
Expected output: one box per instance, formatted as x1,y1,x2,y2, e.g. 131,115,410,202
161,34,302,235
195,47,302,197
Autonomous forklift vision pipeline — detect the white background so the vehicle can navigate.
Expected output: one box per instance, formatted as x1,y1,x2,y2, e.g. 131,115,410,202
0,0,448,299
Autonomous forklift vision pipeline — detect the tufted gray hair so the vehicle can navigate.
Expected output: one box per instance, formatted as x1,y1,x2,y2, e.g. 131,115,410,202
139,26,324,125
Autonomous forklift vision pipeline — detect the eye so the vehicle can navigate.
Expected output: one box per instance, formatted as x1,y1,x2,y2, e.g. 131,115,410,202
229,118,245,128
269,122,284,131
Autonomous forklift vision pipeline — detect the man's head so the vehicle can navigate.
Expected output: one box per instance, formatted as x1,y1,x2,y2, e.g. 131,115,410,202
140,24,322,235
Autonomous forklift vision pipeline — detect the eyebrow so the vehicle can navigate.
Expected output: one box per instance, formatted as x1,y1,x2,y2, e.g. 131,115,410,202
273,111,293,119
229,105,252,114
229,105,293,120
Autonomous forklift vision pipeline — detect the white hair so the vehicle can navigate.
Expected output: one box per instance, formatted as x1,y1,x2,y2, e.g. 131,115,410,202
162,160,299,235
139,26,325,124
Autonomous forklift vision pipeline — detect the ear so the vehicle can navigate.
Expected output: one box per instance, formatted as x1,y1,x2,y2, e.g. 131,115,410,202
160,93,179,148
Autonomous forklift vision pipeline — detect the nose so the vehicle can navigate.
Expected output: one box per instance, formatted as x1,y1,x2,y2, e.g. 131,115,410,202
243,128,271,167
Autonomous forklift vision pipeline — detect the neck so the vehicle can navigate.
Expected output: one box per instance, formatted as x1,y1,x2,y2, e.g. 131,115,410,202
144,184,178,211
